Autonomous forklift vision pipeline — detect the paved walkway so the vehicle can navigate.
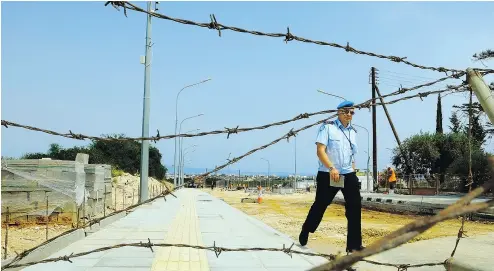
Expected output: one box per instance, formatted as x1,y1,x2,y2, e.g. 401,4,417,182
22,189,329,271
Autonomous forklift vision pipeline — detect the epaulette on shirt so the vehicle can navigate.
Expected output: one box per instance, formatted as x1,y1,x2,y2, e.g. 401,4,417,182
322,120,357,132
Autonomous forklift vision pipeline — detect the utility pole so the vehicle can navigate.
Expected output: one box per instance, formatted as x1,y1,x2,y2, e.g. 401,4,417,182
371,67,378,191
139,1,155,202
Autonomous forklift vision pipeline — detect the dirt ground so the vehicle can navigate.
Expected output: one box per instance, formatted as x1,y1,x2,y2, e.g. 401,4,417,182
1,223,73,260
204,189,494,253
1,173,173,260
111,173,172,211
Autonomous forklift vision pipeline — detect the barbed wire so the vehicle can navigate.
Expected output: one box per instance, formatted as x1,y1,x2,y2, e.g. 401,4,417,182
4,174,493,270
1,184,182,270
104,2,494,75
195,86,467,179
0,78,466,144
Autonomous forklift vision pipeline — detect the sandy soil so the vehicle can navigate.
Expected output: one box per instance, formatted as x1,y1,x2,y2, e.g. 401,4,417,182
1,223,72,260
204,189,494,253
111,173,172,211
1,173,173,260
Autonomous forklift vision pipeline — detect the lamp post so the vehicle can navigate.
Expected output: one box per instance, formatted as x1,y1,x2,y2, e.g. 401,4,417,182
316,89,346,100
353,124,371,192
173,79,211,188
178,114,203,187
294,136,297,190
181,147,196,186
226,152,231,189
178,129,199,186
261,158,270,188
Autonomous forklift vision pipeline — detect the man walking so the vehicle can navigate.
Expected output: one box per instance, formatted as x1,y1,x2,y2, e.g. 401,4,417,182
299,100,364,253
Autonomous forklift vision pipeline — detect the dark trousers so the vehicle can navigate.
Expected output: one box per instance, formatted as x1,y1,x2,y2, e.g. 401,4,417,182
302,171,362,250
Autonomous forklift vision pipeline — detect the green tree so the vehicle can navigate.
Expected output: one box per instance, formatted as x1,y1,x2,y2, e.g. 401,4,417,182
449,112,462,133
391,132,490,191
391,132,440,174
436,94,443,134
20,134,167,180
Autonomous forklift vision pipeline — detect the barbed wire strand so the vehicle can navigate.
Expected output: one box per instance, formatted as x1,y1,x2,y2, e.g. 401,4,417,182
5,176,493,270
103,2,494,75
0,81,467,143
196,86,467,179
0,184,182,270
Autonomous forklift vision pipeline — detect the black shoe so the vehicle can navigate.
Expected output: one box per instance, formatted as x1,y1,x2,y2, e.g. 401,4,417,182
346,246,365,253
299,230,309,246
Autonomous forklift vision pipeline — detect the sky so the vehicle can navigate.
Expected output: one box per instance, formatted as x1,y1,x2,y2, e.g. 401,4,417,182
2,1,494,176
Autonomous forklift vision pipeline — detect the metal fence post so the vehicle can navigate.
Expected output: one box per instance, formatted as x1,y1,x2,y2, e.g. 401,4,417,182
3,207,9,259
122,188,125,209
83,190,86,225
46,196,49,240
103,185,107,216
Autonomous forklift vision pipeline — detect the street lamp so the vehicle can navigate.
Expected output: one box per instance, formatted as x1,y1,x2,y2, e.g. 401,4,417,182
181,147,196,185
353,124,371,192
226,152,231,188
178,129,199,186
174,79,211,188
177,114,203,187
261,158,270,188
317,89,346,101
294,136,297,190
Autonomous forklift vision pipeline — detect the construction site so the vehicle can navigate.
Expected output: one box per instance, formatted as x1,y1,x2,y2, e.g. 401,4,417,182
2,1,494,271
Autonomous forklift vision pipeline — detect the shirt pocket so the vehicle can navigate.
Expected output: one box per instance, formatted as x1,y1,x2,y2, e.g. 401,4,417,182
328,138,342,152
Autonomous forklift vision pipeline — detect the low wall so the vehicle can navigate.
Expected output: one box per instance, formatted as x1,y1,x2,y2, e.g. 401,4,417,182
1,156,113,223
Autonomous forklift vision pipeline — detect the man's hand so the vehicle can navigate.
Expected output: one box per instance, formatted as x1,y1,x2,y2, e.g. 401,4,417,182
330,167,340,182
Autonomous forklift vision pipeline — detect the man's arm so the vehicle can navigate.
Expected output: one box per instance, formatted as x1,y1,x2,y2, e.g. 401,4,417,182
316,143,334,169
317,143,340,181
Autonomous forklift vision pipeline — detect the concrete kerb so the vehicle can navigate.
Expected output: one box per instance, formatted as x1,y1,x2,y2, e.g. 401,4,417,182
334,194,494,220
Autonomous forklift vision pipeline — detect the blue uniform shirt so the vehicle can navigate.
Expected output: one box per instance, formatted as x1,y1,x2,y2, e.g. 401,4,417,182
315,119,358,174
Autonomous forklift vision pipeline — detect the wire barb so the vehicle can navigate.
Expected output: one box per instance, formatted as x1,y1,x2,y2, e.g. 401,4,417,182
209,14,221,37
225,126,239,139
286,128,297,142
285,27,294,43
213,241,222,258
68,130,84,140
282,243,294,258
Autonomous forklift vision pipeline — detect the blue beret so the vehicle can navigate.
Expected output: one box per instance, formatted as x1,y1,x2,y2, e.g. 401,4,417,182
337,100,354,109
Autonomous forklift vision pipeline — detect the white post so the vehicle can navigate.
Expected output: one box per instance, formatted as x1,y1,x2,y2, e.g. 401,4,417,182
467,68,494,123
